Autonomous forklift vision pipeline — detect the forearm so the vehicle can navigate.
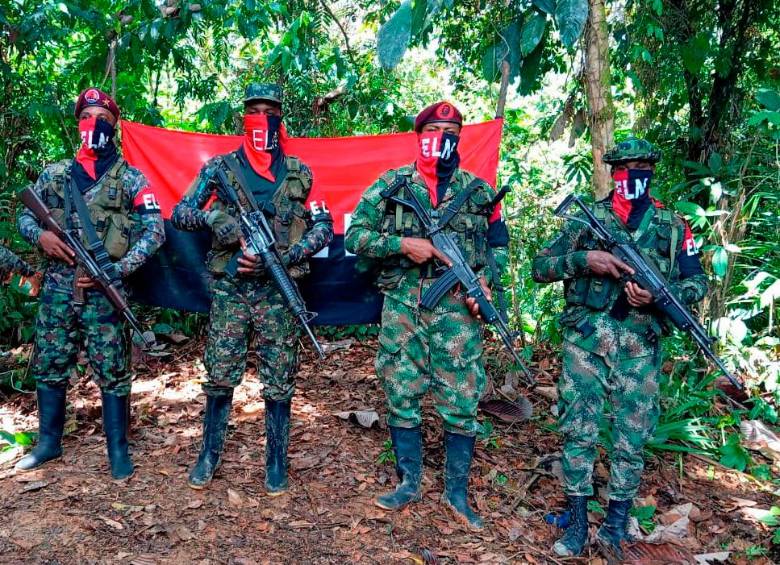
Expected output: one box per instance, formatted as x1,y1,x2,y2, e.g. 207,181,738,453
345,226,402,258
290,215,334,262
671,273,709,305
115,215,166,277
171,196,211,231
532,250,589,282
18,209,44,246
0,247,35,278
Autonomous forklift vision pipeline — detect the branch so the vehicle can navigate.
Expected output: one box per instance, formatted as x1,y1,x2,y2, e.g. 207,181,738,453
319,0,357,67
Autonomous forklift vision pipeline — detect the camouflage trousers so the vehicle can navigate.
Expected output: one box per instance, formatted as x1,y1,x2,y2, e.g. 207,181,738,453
32,282,129,395
203,276,300,400
375,293,486,436
557,338,661,501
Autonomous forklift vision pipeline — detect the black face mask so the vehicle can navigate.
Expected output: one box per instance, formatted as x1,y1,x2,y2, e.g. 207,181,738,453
73,117,118,190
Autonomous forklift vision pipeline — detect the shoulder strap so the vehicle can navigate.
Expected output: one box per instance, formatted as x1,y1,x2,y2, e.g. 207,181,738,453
285,155,301,173
438,178,484,228
221,152,265,213
66,169,119,282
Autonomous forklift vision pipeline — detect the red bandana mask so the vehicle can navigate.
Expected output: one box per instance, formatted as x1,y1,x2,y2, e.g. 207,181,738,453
242,113,285,181
611,168,653,227
416,130,460,207
76,116,115,180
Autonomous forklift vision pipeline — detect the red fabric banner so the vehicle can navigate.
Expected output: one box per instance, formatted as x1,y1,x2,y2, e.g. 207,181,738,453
121,119,503,233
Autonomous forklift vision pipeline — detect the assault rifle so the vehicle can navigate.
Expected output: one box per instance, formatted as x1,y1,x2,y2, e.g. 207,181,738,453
555,193,743,390
383,180,534,384
213,167,325,359
20,187,153,348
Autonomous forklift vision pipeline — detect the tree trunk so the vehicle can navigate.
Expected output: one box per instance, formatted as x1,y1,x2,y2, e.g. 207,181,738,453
583,0,615,199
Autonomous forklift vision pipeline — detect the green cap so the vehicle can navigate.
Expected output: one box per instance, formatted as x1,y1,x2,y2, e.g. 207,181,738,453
603,137,662,165
244,83,283,105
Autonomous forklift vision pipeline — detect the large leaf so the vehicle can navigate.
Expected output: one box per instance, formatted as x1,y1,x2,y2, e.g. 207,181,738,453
518,29,549,94
520,13,547,56
377,1,413,70
680,32,709,75
554,0,588,48
410,0,428,36
533,0,556,14
756,88,780,111
711,246,729,277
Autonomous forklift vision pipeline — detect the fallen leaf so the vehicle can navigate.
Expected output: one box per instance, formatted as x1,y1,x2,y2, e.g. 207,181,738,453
20,480,49,493
227,488,244,508
186,500,203,509
99,515,124,530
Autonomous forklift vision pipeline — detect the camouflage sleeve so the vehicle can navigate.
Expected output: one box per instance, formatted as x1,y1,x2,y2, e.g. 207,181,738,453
115,169,166,277
287,166,334,264
0,245,35,278
531,219,590,283
170,161,219,231
17,167,55,246
344,175,402,258
670,218,708,304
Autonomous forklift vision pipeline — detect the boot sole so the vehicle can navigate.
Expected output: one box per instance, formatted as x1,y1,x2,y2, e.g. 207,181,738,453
188,481,208,490
111,469,135,482
374,494,422,511
266,489,288,497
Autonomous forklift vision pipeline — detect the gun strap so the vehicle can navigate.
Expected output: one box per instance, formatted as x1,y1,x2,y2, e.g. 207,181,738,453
436,178,483,230
222,152,277,217
64,171,119,282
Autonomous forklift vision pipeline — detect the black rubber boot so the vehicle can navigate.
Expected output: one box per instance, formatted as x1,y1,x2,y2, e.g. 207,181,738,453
188,393,232,489
597,498,633,561
15,383,67,471
442,431,484,530
375,426,423,510
552,495,590,557
102,392,134,480
265,398,291,495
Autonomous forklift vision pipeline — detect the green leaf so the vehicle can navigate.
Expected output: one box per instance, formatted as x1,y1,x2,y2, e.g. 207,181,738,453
554,0,588,48
410,0,428,36
756,88,780,111
680,32,709,75
533,0,556,14
675,201,705,219
718,434,750,472
377,1,413,70
520,13,547,56
712,246,728,277
708,152,723,173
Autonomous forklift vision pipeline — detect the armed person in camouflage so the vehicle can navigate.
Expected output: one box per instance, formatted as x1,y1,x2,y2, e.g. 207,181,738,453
345,101,510,530
16,87,165,480
532,138,708,558
0,245,35,281
172,83,333,494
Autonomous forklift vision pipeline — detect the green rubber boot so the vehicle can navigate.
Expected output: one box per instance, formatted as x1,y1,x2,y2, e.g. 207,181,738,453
102,392,134,480
442,431,484,530
15,383,67,471
264,398,291,495
552,495,589,557
375,426,423,510
188,393,232,489
597,498,632,561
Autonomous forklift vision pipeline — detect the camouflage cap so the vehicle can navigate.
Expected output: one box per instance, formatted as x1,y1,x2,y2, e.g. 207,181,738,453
603,137,662,165
244,83,283,105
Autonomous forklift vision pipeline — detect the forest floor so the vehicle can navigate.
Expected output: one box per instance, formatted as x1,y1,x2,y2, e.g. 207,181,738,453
0,336,777,565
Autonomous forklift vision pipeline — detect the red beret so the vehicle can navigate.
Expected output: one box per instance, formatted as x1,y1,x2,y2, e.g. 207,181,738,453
74,87,120,121
414,101,463,132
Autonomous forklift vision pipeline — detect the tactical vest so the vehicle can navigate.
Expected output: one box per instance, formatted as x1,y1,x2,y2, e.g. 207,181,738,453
374,167,494,291
564,201,681,311
206,153,312,278
42,158,134,260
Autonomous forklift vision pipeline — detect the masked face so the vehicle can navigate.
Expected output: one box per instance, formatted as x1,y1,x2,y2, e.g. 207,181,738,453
416,130,460,206
79,116,115,153
244,113,282,153
611,167,654,227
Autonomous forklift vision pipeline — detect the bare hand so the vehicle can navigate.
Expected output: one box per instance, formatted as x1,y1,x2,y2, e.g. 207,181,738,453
400,237,452,266
586,250,634,279
76,275,96,289
465,277,492,318
625,281,653,307
39,231,75,265
236,237,264,275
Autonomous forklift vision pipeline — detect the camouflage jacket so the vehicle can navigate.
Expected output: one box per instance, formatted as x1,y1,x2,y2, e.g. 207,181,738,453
18,157,165,293
532,197,709,359
345,165,509,310
171,151,333,279
0,244,35,279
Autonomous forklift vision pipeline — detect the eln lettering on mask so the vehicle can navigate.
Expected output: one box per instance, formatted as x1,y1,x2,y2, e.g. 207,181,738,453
419,135,457,159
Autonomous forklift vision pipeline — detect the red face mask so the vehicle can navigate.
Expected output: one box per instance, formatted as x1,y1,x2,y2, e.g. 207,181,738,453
76,116,115,180
416,130,460,207
242,113,285,181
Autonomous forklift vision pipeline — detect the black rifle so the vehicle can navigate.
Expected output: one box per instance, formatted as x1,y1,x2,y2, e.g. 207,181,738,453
384,182,534,384
555,193,743,389
20,187,153,347
213,167,325,359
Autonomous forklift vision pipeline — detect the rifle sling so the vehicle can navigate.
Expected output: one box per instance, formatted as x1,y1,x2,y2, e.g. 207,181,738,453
64,170,119,283
221,152,277,217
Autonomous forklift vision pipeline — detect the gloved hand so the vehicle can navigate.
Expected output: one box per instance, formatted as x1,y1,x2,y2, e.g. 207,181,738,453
206,210,241,246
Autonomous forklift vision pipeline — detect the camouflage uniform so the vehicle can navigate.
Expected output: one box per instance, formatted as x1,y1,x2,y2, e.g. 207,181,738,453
18,158,165,395
171,152,333,399
533,198,708,501
0,244,35,280
345,166,508,436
